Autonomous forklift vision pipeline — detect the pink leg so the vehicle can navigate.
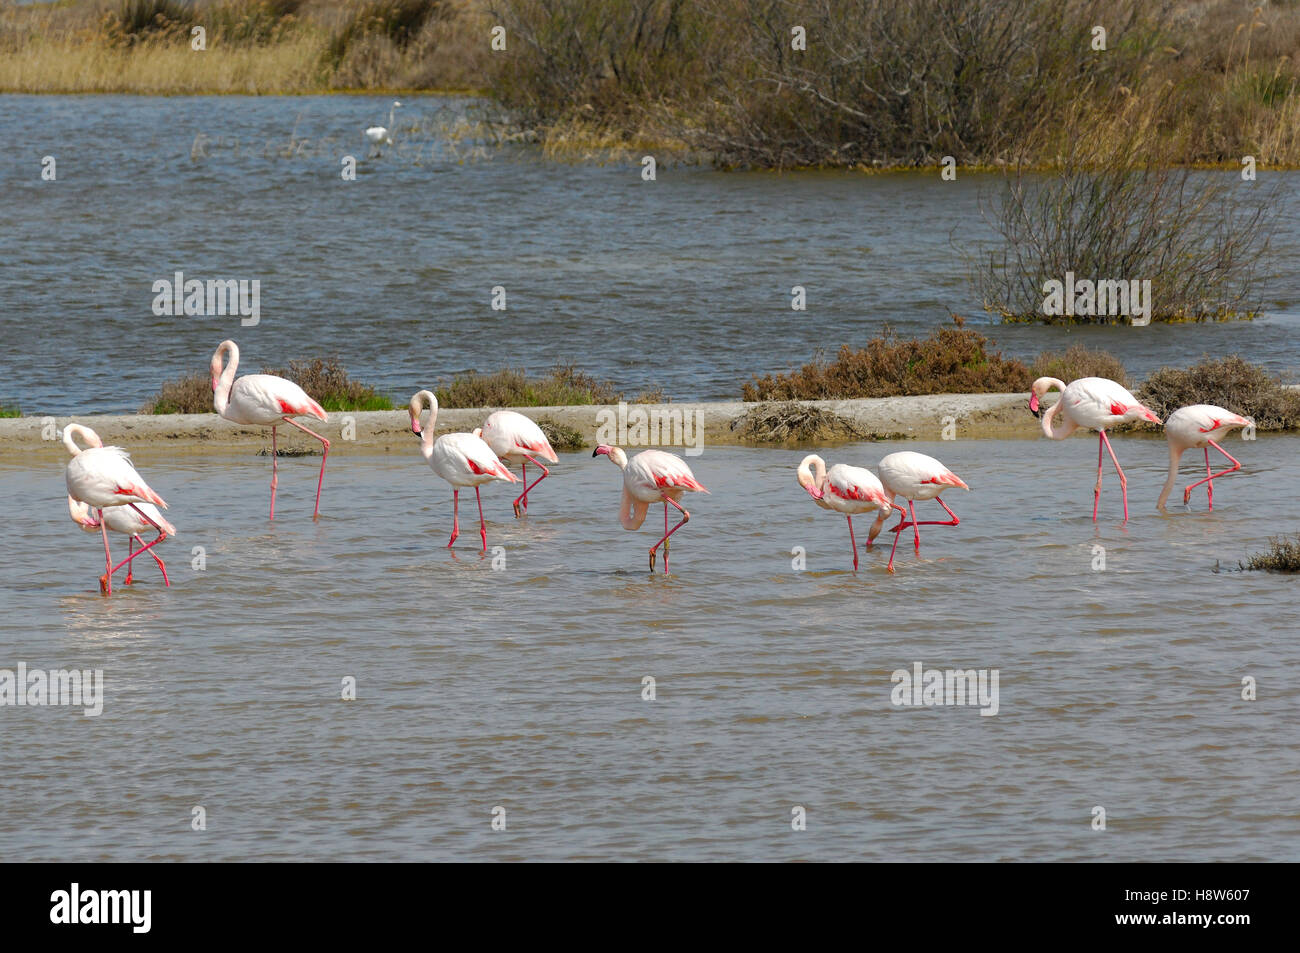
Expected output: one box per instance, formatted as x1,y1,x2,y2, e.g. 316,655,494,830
99,510,112,595
107,504,170,576
282,416,330,520
269,425,278,520
846,514,859,571
886,506,909,573
476,486,487,553
513,455,551,517
890,497,961,532
1183,439,1241,508
448,489,460,547
124,536,135,585
648,494,690,573
1093,431,1104,521
1098,429,1129,522
135,533,171,586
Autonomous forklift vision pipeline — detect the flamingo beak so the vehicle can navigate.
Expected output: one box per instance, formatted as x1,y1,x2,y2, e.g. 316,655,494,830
804,485,823,501
1028,392,1041,418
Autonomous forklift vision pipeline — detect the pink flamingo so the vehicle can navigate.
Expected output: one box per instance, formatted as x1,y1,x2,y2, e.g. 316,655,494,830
593,445,707,573
477,410,559,517
409,391,518,551
795,454,893,571
63,424,170,595
68,496,176,587
211,340,330,520
1029,376,1162,522
867,451,969,572
1157,404,1251,511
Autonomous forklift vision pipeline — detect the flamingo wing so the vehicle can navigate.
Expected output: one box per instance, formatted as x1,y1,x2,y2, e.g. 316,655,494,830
230,374,327,424
634,450,708,494
434,433,518,484
483,411,558,463
825,464,889,505
67,447,167,509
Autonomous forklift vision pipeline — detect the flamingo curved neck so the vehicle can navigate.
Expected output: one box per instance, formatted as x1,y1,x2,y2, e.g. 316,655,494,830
62,424,98,456
412,390,438,457
1039,380,1077,440
797,453,827,493
618,487,648,530
1156,445,1184,510
211,340,240,416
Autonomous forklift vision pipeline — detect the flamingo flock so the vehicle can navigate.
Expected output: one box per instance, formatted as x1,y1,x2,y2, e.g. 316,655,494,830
58,348,1257,593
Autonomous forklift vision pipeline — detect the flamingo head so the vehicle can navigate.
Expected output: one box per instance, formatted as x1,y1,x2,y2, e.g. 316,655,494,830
592,444,627,468
1028,377,1060,418
408,390,436,436
796,454,825,500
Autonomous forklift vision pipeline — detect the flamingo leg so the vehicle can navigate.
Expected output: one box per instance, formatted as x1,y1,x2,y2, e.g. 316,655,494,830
513,454,550,518
890,498,961,531
846,514,859,571
98,509,112,595
281,416,331,520
107,505,169,576
1093,430,1104,521
648,494,689,573
135,533,170,586
886,506,909,573
476,486,487,553
448,489,460,547
1098,429,1129,522
124,536,135,586
269,425,278,519
1183,439,1241,508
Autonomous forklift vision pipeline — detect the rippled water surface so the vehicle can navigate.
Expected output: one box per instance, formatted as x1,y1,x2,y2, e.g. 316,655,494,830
1,94,1299,414
2,437,1297,861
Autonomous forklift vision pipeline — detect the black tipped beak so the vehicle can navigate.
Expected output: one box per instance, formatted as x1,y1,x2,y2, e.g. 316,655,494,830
591,448,599,457
1030,407,1041,419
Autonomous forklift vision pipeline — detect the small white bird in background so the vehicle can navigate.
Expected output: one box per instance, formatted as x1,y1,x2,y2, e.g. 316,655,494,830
795,454,892,571
409,390,519,552
593,445,708,573
868,451,969,572
476,410,559,517
1157,404,1252,511
63,423,170,595
365,100,402,156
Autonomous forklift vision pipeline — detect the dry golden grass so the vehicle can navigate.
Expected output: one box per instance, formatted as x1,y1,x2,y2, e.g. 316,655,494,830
1,35,326,94
0,0,491,95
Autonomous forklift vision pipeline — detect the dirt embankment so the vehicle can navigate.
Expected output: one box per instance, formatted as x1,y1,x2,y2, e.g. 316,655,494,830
0,394,1056,464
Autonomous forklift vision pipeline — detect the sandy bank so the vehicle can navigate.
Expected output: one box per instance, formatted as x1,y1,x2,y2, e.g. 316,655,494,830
1,394,1064,462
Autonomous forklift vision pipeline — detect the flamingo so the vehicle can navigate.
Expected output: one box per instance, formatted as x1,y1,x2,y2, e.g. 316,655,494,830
1029,376,1162,522
867,451,969,572
795,454,893,571
365,100,401,155
476,410,559,517
592,445,707,573
68,496,176,588
211,340,330,520
1157,405,1252,511
409,391,518,551
63,424,170,595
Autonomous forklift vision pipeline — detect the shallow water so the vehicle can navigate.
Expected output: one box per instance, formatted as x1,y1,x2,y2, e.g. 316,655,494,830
1,94,1299,414
2,436,1297,861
